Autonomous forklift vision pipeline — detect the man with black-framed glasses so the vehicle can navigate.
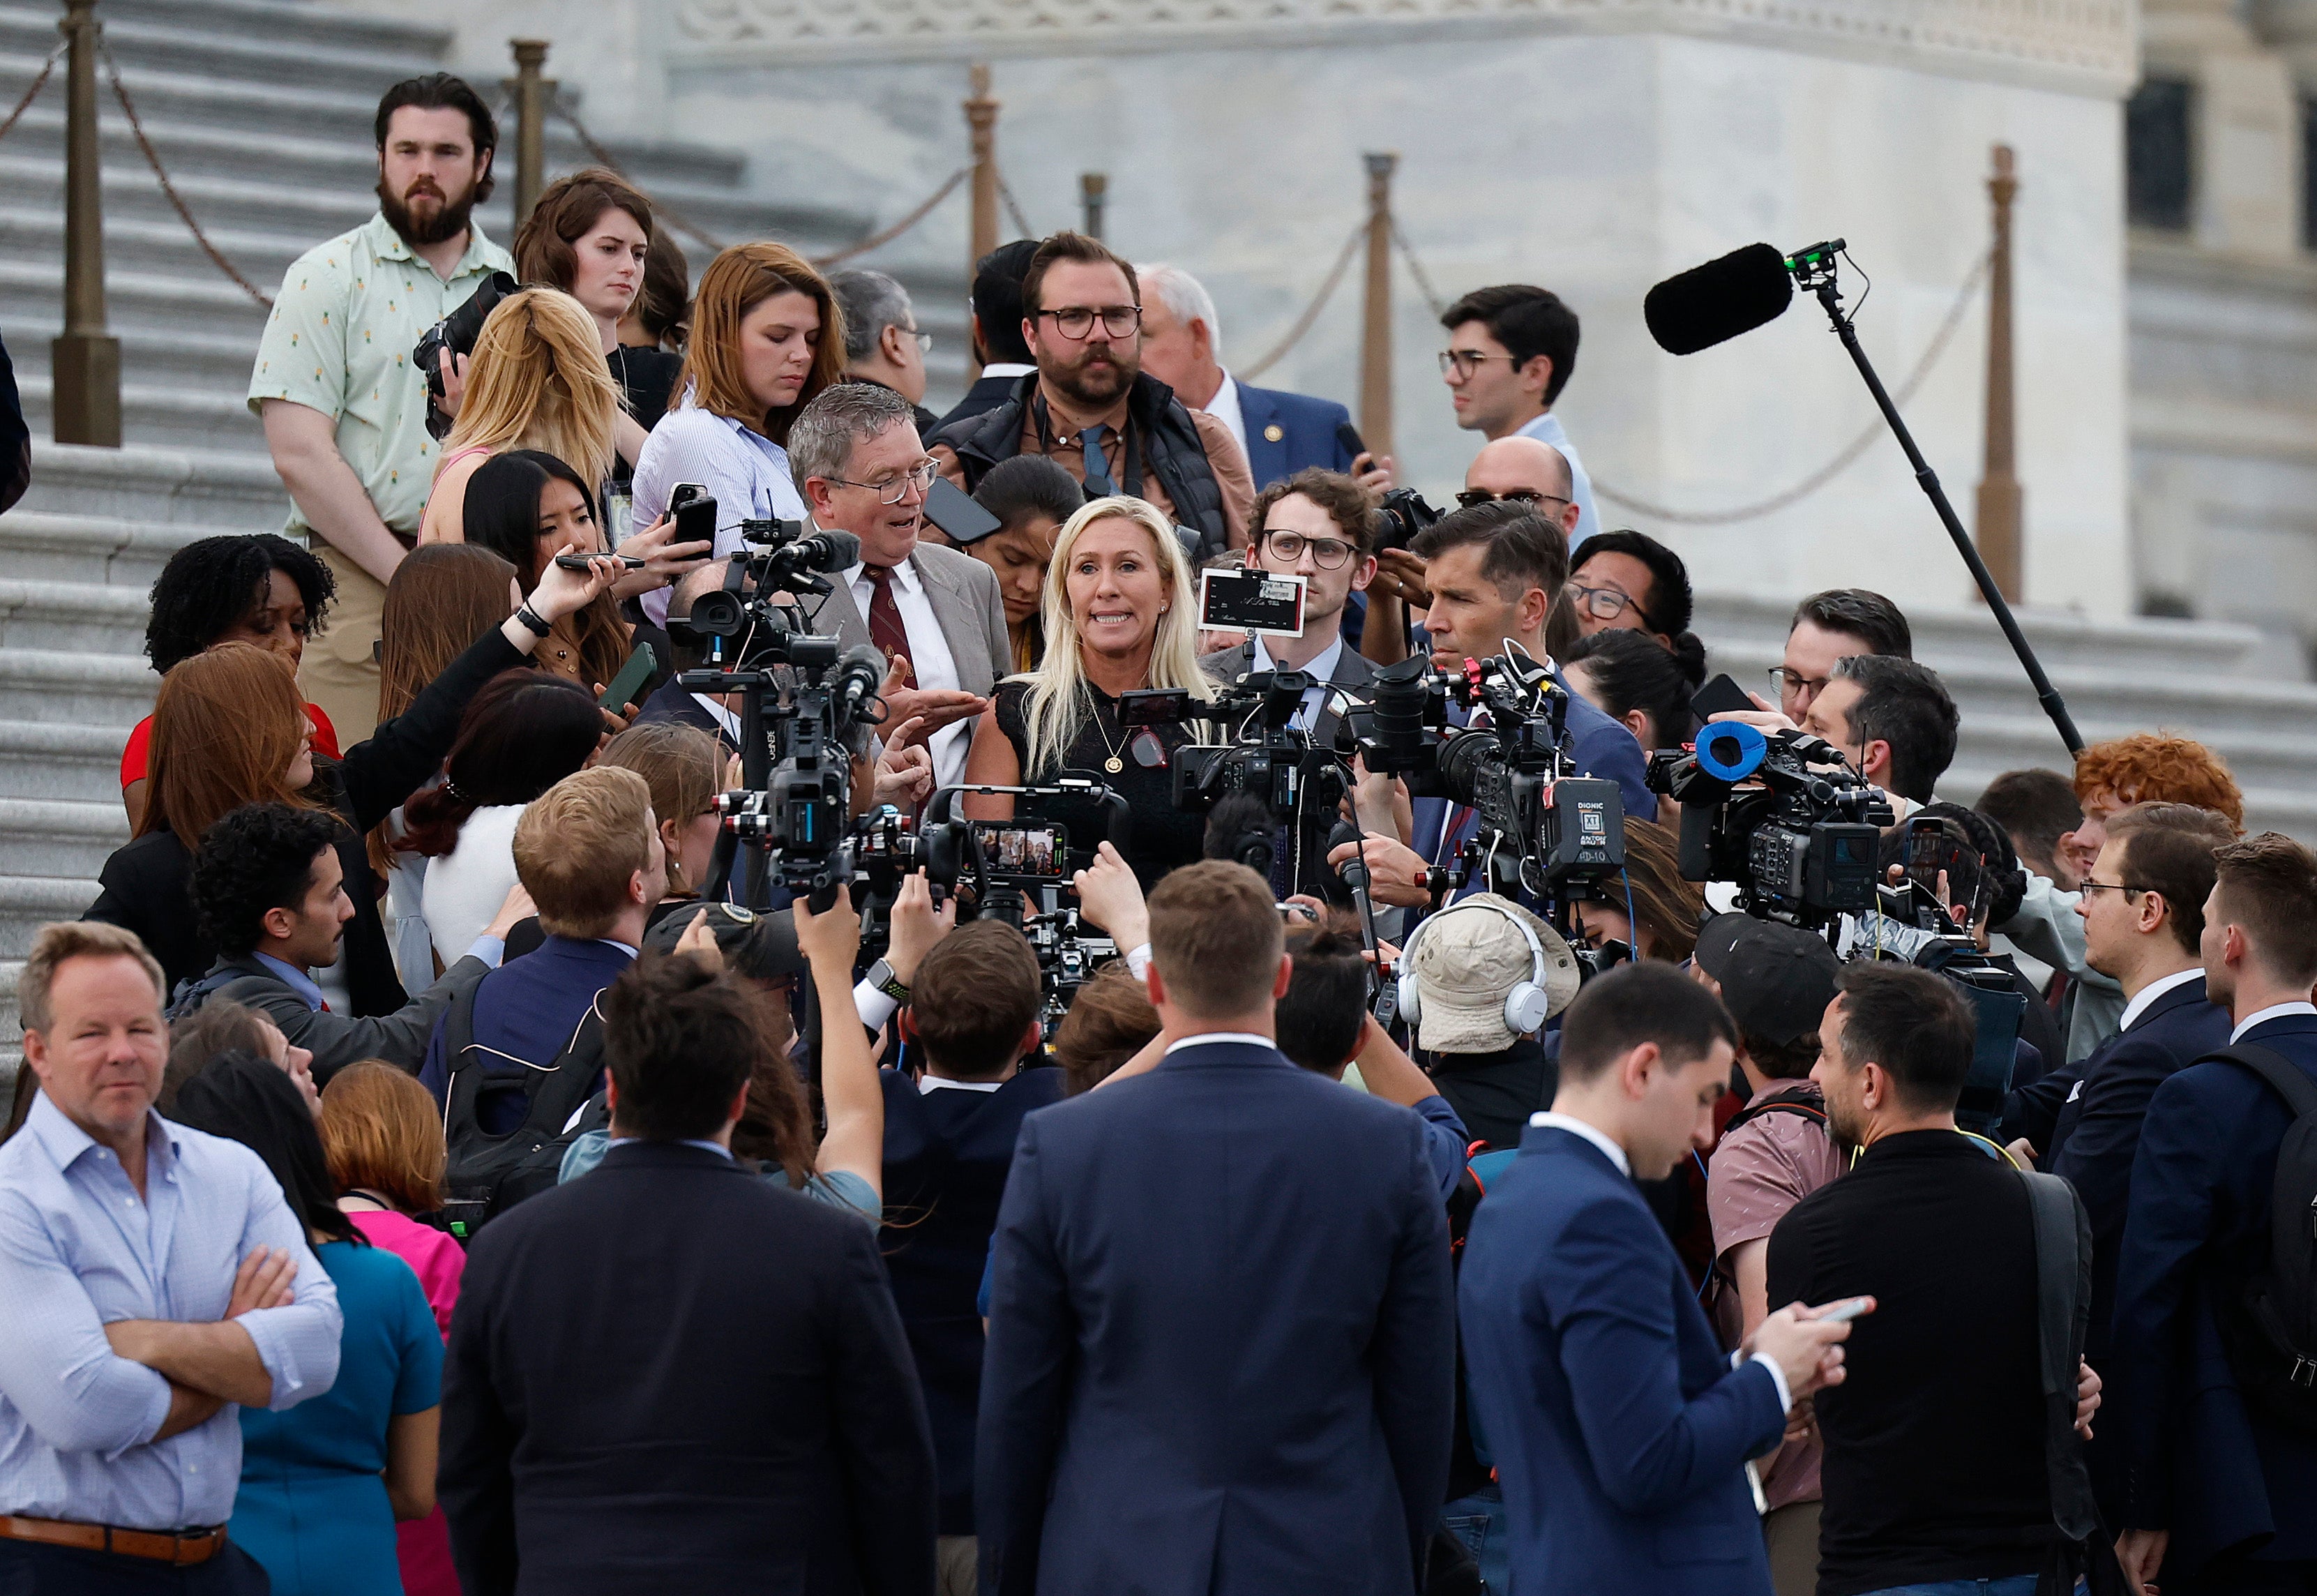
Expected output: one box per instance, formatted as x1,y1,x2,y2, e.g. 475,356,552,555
1439,284,1599,545
1199,468,1380,758
929,232,1253,562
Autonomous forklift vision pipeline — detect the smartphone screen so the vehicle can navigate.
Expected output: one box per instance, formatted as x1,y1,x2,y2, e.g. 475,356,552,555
977,822,1067,881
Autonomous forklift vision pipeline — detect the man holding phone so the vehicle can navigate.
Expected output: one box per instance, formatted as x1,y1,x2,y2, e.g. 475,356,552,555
1769,965,2104,1596
1198,469,1378,753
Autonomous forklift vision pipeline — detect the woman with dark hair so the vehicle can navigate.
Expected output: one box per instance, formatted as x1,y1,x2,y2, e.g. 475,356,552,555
461,449,640,693
399,670,605,963
165,995,318,1118
619,225,691,354
1562,626,1705,826
960,453,1080,671
124,532,339,832
84,555,621,1007
515,167,684,439
1570,818,1707,964
172,1053,441,1596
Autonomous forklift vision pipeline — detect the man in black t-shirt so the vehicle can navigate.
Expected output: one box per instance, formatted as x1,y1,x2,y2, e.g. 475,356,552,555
1768,964,2057,1596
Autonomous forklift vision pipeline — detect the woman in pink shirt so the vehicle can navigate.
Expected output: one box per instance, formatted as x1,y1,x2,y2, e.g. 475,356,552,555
320,1061,469,1596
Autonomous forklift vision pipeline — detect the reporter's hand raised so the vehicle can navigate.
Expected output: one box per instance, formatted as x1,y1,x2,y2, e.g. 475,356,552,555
1326,835,1433,908
885,869,956,984
1369,548,1431,609
614,513,714,597
524,554,621,625
793,882,863,969
1071,842,1148,949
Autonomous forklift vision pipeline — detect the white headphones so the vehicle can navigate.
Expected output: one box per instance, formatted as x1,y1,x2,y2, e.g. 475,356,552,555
1398,898,1555,1038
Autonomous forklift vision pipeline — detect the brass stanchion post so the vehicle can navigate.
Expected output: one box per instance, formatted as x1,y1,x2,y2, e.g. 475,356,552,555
506,40,552,232
53,0,119,447
1358,152,1398,465
1975,143,2023,602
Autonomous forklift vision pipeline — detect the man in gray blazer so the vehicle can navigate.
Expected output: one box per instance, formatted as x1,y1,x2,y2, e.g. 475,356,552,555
791,384,1014,790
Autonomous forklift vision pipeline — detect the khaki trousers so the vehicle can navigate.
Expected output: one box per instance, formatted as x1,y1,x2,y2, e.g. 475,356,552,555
301,543,388,746
1764,1497,1821,1596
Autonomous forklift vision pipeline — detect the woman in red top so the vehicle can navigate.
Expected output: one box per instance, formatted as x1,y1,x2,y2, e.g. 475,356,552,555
124,533,340,831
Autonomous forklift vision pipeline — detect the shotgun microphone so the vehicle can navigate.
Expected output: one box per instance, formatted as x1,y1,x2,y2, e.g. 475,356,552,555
1643,242,1797,356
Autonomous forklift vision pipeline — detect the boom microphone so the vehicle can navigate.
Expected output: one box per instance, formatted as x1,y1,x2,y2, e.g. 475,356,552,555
1644,243,1795,356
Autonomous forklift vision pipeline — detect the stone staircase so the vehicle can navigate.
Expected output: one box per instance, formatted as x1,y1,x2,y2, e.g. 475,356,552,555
1697,594,2317,837
0,0,967,1053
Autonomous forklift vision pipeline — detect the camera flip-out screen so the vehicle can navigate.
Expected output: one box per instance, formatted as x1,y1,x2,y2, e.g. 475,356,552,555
1199,569,1307,638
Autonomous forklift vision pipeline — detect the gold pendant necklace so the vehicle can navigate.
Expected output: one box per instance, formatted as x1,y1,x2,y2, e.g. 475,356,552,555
1091,694,1129,774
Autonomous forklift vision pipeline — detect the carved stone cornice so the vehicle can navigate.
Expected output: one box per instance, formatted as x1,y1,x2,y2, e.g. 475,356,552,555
669,0,2136,94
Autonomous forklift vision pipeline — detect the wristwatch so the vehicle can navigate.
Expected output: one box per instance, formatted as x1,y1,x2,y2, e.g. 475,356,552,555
513,602,553,638
866,958,910,1003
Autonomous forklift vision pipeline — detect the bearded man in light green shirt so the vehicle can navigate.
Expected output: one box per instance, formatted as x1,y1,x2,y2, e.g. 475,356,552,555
248,75,511,741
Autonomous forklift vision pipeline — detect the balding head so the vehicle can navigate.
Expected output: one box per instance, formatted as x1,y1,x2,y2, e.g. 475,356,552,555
1465,437,1577,542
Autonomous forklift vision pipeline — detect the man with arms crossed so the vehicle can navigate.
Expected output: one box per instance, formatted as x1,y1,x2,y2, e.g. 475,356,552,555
0,921,342,1591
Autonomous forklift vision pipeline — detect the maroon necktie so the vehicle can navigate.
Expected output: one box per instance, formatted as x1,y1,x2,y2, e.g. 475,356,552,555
863,566,914,689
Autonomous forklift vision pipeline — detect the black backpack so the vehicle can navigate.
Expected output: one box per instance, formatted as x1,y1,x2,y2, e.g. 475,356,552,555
2203,1045,2317,1431
438,982,610,1241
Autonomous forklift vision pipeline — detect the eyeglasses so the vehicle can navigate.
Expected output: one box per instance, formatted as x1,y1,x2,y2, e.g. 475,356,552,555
905,326,933,354
1259,529,1358,570
1037,305,1142,340
1438,348,1519,379
1767,666,1829,701
2078,879,2146,900
1454,488,1569,512
827,458,938,505
1564,581,1655,628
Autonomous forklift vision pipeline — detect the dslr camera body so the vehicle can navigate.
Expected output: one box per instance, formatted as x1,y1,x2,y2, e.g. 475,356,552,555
414,271,517,441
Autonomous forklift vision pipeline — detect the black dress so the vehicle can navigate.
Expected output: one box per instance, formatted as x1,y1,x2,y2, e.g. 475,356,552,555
607,345,684,435
990,680,1205,894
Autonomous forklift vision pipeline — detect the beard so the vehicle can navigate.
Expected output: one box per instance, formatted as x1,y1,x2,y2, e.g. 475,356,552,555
1043,344,1136,410
377,174,477,247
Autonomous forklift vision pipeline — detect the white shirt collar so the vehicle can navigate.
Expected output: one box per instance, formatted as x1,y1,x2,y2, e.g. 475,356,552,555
1207,370,1248,458
919,1075,1009,1094
844,557,922,592
979,362,1035,379
2232,1001,2317,1044
692,693,742,741
1528,1110,1631,1176
1164,1031,1275,1055
1253,633,1344,686
2120,967,2203,1033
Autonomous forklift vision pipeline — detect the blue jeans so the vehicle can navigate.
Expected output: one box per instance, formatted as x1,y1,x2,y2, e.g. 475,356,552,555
1442,1484,1513,1594
1856,1579,2041,1596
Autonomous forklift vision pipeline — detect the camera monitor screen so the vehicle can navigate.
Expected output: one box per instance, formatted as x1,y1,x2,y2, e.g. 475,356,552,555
1199,568,1307,638
978,822,1068,882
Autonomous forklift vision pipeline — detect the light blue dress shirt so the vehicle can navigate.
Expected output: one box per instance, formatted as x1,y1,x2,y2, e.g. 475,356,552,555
0,1094,343,1530
251,951,325,1014
1515,411,1600,550
630,400,810,624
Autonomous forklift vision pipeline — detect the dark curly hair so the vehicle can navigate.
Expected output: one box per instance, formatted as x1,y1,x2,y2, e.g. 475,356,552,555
144,534,335,677
190,803,347,957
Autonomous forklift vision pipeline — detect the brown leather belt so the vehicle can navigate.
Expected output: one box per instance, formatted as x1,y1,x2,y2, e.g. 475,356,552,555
0,1514,226,1565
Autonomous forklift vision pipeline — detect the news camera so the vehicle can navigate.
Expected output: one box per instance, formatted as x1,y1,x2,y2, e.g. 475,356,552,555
1348,652,1627,901
1647,720,1888,929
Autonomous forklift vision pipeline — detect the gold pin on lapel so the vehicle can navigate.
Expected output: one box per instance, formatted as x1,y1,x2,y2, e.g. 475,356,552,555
1263,423,1284,443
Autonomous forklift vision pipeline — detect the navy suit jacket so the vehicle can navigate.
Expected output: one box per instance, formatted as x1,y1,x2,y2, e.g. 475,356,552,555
439,1140,936,1595
420,936,633,1136
879,1066,1066,1536
2112,1011,2317,1574
1461,1124,1784,1596
635,678,727,740
976,1039,1454,1596
1235,382,1357,490
934,372,1025,434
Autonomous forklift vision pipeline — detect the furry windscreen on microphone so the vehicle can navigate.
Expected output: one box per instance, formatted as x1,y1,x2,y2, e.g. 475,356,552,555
1643,242,1795,356
1203,792,1278,878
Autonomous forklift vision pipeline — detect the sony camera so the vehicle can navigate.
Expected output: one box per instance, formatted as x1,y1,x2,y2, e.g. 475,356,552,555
414,270,517,440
